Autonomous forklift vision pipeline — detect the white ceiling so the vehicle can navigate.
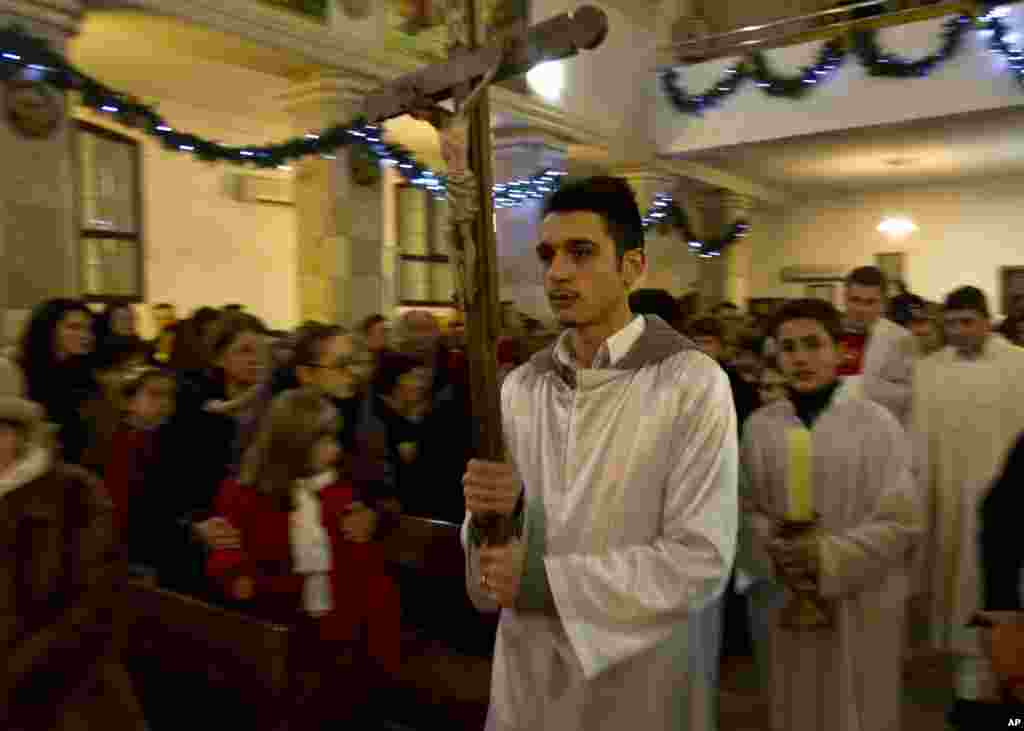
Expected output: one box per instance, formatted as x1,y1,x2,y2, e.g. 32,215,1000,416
677,105,1024,194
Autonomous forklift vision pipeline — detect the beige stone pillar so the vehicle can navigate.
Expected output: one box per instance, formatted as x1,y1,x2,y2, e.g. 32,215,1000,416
618,169,685,296
0,0,81,347
721,192,756,310
694,191,727,310
277,74,388,328
492,130,568,325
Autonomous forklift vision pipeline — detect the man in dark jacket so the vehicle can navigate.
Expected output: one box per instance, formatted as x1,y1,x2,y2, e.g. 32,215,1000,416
688,316,760,430
687,315,759,659
948,430,1024,726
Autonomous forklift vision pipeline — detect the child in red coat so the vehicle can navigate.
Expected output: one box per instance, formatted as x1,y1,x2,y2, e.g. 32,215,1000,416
206,387,401,722
103,364,176,556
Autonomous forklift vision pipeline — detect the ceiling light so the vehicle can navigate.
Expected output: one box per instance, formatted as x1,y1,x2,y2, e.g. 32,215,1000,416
877,217,918,238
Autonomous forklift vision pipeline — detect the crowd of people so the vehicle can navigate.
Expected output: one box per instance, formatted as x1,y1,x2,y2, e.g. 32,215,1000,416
3,177,1024,730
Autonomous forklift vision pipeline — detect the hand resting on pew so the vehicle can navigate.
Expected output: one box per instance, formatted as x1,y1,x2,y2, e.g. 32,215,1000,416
194,516,242,550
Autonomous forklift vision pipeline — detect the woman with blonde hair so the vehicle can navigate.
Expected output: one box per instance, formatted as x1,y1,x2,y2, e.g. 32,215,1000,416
206,387,400,725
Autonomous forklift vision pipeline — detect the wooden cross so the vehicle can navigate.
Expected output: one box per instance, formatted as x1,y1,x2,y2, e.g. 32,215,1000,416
360,5,608,542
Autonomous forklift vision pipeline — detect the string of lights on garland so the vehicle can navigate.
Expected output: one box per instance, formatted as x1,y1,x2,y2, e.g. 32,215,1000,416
642,192,750,256
661,4,1013,117
981,4,1024,89
0,24,567,211
852,13,970,78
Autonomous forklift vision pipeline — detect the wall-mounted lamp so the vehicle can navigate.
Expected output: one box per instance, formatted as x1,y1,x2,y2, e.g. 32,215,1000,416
877,217,918,238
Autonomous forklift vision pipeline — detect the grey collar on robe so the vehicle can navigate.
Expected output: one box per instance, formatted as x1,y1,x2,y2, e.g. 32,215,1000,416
529,315,698,388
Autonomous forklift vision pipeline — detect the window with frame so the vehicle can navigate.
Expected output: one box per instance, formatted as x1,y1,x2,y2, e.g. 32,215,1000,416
397,183,452,307
76,121,143,304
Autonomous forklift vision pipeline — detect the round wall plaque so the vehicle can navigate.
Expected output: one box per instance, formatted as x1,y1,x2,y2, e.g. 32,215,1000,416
6,76,61,139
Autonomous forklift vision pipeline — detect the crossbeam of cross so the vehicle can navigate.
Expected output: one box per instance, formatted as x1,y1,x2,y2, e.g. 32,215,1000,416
364,4,609,547
362,5,608,123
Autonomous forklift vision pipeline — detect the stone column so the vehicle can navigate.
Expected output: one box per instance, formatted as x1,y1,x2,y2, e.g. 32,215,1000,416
492,130,568,324
0,0,81,348
695,191,727,310
721,191,756,309
617,169,703,298
277,74,388,328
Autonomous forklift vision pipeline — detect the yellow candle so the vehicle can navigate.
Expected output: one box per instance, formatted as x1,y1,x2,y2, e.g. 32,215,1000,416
786,426,814,521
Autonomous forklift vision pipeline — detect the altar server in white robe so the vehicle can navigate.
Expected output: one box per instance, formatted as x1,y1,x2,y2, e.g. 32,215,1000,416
911,285,1024,702
460,176,738,731
739,297,921,731
839,266,916,428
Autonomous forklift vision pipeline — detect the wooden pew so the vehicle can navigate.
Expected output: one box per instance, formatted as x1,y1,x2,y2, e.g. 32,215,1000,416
124,513,496,730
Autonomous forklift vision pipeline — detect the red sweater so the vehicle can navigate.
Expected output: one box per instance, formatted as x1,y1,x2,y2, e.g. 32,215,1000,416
206,479,401,674
104,426,156,539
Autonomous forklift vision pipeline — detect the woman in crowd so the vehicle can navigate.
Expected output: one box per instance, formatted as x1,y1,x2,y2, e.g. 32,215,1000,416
17,298,100,466
365,349,434,518
236,323,396,519
166,306,221,376
155,311,269,593
92,302,144,368
1,338,148,730
207,387,400,726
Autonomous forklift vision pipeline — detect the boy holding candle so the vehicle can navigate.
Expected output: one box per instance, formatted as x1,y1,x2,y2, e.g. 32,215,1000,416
738,298,922,731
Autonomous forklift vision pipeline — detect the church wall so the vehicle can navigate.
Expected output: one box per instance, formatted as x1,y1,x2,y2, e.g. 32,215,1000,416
748,175,1024,315
75,99,298,336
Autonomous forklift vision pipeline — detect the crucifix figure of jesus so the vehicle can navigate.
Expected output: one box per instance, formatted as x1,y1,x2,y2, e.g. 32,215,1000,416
361,2,608,543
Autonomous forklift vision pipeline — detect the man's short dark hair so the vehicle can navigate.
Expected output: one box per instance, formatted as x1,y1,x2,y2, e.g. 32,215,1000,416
628,289,680,325
223,304,244,312
712,302,739,316
153,303,173,311
944,286,990,318
542,176,644,259
688,316,724,340
773,298,844,345
845,266,888,293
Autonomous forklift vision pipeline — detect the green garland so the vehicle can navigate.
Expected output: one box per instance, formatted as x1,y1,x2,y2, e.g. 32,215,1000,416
643,192,749,256
663,10,977,115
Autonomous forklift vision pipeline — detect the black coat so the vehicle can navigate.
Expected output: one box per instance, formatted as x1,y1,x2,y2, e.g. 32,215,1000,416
722,363,760,434
980,430,1024,611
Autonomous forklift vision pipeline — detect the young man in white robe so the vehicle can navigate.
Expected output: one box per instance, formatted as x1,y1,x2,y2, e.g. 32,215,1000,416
459,176,739,731
739,298,921,731
910,285,1024,704
839,266,916,428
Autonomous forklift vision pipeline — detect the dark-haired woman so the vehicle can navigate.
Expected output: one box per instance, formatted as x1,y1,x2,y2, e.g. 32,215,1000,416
160,312,270,594
18,298,100,465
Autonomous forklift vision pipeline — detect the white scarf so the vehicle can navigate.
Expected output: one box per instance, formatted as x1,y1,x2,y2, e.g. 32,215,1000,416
0,446,51,499
290,470,336,617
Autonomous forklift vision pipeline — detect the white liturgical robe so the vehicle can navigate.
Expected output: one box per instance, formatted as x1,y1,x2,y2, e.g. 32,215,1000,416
462,315,738,731
911,334,1024,661
857,317,915,428
739,380,921,731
